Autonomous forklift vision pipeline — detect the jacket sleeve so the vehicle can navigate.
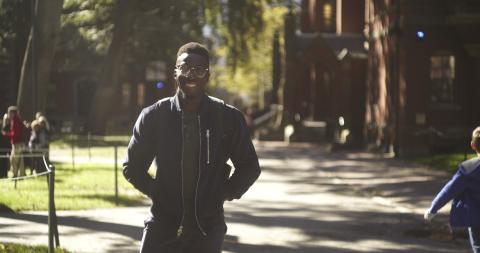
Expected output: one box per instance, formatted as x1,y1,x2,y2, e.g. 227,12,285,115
429,166,469,214
224,108,261,200
123,108,156,198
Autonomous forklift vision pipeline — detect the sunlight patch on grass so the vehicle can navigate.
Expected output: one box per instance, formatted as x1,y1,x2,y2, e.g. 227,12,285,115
0,162,146,211
0,242,71,253
414,152,477,173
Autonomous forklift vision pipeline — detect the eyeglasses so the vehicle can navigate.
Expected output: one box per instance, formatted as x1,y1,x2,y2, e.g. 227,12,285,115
176,65,209,79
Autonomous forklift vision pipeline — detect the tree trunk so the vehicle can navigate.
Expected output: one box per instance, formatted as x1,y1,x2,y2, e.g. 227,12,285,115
17,0,63,120
16,28,33,117
364,1,397,150
88,0,137,134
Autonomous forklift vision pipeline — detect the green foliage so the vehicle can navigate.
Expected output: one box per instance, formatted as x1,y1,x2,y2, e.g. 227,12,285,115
205,0,265,70
52,0,114,76
0,0,30,42
62,0,114,54
126,0,205,70
209,5,287,104
0,243,71,253
57,0,208,76
414,152,477,173
0,160,144,211
1,0,282,111
0,0,30,60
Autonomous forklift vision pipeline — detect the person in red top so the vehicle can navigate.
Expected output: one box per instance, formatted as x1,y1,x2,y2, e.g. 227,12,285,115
0,113,11,178
2,106,26,177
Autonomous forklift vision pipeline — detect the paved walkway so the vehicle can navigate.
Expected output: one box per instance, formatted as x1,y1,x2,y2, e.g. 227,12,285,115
0,142,470,252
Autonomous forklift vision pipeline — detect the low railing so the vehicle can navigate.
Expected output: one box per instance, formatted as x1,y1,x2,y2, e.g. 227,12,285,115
46,135,125,206
0,153,60,253
252,104,283,129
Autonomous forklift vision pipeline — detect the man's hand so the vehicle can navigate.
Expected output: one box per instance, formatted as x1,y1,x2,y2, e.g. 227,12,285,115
424,209,436,222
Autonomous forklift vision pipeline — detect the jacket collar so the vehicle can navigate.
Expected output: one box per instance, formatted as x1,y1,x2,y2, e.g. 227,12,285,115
461,157,480,174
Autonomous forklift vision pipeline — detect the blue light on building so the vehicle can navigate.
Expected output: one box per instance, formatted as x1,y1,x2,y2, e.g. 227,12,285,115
416,31,425,39
155,82,165,89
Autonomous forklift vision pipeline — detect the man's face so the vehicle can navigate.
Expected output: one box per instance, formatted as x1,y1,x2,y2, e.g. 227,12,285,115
175,53,209,100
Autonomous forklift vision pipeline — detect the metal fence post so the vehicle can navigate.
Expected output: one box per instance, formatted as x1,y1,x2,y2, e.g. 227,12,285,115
114,145,119,206
47,164,60,251
48,165,54,253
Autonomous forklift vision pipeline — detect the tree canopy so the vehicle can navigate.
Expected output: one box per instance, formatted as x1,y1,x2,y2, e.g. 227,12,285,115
1,0,288,133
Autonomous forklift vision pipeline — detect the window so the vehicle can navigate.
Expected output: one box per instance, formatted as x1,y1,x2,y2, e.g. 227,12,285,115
430,55,455,103
323,3,334,30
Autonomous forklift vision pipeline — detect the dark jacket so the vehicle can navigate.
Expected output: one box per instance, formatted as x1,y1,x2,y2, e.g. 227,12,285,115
430,157,480,228
0,123,10,151
123,94,261,235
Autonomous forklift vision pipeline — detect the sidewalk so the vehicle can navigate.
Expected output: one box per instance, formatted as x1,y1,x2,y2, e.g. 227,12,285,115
0,207,147,253
0,141,470,252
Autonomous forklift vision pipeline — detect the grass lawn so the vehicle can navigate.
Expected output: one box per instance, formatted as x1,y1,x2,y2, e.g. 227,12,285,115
414,152,478,173
0,161,147,212
50,135,130,148
0,243,71,253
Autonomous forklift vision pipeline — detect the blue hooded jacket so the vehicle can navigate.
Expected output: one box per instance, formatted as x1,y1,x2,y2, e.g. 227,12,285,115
430,157,480,228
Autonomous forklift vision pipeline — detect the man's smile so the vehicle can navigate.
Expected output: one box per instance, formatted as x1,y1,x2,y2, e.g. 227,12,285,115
185,82,197,88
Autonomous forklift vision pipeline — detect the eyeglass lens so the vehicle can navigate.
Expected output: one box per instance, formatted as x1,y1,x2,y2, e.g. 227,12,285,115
178,65,208,78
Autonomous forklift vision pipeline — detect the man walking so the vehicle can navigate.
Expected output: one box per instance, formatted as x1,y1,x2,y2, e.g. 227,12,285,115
123,42,261,253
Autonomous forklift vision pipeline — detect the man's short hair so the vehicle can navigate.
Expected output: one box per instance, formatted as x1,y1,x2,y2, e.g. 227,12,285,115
472,127,480,151
177,42,209,63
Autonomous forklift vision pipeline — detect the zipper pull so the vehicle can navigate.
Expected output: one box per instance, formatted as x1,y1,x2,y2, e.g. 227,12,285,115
206,129,210,164
177,225,183,238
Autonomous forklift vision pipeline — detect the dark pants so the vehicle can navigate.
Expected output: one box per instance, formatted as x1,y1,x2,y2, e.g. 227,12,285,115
0,155,8,178
469,227,480,253
140,220,226,253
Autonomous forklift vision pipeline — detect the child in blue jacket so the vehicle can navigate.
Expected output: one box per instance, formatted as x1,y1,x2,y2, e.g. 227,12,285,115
424,127,480,253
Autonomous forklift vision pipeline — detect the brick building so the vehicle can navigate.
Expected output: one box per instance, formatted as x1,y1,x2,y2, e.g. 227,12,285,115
284,0,480,156
284,0,368,146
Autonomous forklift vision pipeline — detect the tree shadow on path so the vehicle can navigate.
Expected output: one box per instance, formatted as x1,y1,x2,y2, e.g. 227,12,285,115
0,212,142,241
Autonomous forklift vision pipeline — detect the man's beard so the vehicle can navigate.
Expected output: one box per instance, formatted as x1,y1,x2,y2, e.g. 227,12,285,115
177,80,202,100
178,87,197,100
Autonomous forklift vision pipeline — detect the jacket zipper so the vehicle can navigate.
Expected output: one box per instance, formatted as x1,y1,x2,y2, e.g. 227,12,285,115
195,116,207,236
177,112,185,238
206,129,210,164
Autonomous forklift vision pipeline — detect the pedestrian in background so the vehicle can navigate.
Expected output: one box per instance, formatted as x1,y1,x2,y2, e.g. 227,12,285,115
37,115,50,161
0,113,11,178
1,106,26,178
35,112,50,130
424,126,480,253
28,120,47,174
